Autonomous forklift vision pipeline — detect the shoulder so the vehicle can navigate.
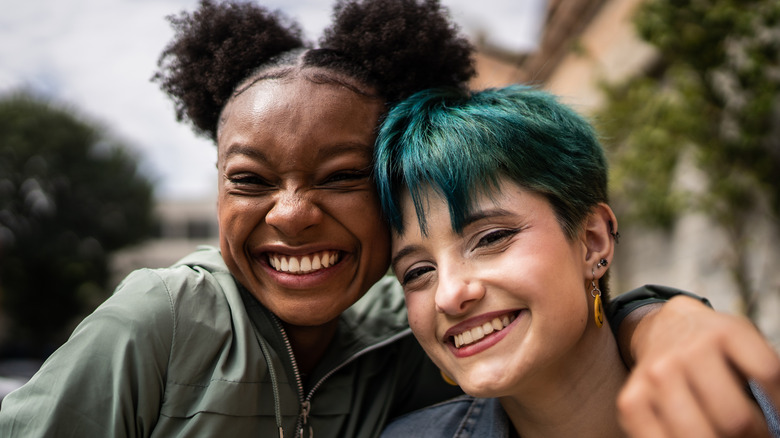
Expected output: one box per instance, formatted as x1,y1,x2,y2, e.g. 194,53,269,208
62,246,239,363
111,246,237,321
346,275,407,325
750,381,780,437
381,395,484,438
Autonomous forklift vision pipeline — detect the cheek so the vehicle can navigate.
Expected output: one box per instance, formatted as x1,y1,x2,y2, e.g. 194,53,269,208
338,191,391,258
353,190,385,227
217,196,268,238
406,295,436,342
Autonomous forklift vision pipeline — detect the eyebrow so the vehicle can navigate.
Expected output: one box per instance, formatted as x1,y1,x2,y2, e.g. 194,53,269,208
459,208,513,229
390,208,514,270
390,245,423,273
224,142,373,162
463,208,510,226
224,144,269,162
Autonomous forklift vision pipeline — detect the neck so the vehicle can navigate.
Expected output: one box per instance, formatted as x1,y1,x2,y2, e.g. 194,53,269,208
500,321,628,438
283,320,339,376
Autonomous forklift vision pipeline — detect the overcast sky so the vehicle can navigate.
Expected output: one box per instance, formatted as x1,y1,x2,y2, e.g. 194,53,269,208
0,0,545,200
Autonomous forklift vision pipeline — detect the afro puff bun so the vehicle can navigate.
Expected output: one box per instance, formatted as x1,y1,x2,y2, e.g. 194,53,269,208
153,0,475,141
153,0,305,139
320,0,475,105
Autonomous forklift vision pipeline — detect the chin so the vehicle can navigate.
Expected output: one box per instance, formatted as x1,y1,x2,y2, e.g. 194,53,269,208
277,300,348,327
460,382,505,398
457,369,515,398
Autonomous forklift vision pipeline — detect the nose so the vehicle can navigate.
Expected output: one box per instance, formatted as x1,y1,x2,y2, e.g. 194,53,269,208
434,266,485,315
264,189,323,236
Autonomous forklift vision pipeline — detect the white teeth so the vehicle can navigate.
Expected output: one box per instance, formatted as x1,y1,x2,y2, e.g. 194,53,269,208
269,251,339,274
451,314,516,349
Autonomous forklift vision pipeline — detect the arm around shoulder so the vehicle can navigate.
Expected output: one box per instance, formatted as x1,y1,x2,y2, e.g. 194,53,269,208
609,284,711,367
0,269,175,437
616,292,780,437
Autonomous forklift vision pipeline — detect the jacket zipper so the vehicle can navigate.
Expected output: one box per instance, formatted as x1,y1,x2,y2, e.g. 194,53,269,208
272,314,413,438
271,315,308,437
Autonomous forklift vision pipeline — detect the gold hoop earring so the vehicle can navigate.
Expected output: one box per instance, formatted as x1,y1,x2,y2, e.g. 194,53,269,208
441,370,458,386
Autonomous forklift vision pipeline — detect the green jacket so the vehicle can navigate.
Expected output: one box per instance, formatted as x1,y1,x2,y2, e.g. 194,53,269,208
0,247,459,437
0,247,689,437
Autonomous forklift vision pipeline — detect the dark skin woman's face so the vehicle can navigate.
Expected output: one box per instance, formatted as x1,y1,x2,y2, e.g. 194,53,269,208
216,76,391,334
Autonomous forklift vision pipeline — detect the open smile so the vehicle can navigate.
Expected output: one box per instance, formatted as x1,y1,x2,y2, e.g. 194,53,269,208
268,250,341,274
449,311,519,349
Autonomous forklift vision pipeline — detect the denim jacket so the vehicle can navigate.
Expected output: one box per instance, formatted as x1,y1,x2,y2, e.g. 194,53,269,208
382,389,780,438
381,396,509,438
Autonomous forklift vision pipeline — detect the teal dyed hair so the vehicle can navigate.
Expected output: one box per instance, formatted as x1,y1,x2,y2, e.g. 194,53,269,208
374,85,609,239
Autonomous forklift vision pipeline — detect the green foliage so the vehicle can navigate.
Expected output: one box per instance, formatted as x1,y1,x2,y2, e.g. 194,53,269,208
596,0,780,318
598,0,780,229
597,70,701,228
0,92,155,356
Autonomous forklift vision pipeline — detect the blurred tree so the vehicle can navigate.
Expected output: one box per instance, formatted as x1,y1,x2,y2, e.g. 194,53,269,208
0,92,155,358
597,0,780,321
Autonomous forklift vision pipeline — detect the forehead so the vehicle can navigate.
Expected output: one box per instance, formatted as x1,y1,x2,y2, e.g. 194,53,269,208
217,76,384,158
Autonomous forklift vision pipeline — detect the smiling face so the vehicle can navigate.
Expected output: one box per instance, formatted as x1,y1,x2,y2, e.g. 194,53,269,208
216,75,390,329
392,178,599,398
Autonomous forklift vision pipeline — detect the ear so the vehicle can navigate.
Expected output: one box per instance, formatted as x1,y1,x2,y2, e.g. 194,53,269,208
581,203,618,279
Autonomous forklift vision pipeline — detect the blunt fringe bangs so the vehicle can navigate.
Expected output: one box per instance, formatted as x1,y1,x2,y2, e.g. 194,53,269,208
375,85,609,238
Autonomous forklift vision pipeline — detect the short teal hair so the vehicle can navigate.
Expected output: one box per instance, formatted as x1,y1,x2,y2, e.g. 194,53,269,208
374,85,609,239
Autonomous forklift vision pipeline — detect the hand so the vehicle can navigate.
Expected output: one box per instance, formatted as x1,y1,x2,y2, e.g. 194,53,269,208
617,295,780,437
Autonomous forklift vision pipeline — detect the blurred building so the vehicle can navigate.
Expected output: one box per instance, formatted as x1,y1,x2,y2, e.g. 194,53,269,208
469,0,780,346
109,197,219,289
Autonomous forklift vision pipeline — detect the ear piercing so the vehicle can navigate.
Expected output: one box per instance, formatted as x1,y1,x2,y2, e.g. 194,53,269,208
609,221,620,244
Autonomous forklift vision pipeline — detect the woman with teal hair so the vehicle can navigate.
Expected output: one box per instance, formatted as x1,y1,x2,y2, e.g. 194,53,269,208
374,85,780,438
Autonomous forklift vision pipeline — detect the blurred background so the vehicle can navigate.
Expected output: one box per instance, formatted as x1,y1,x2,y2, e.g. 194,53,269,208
1,0,778,398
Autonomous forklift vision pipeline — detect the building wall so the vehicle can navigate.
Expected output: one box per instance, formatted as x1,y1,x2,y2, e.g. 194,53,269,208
471,0,780,347
109,197,219,289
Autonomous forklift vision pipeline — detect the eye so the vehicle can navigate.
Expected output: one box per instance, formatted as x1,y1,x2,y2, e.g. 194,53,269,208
401,265,435,286
229,175,267,185
475,228,519,249
320,169,371,186
225,173,274,192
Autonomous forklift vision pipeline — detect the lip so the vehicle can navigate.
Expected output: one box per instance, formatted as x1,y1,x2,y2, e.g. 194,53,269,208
444,309,525,359
254,244,351,289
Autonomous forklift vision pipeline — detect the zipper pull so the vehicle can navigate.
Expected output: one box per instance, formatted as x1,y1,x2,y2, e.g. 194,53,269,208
299,400,313,438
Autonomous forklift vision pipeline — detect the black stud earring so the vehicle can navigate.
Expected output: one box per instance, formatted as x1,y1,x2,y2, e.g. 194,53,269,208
608,221,620,244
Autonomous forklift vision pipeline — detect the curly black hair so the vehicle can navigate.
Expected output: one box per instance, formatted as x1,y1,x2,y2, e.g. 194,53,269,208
152,0,475,140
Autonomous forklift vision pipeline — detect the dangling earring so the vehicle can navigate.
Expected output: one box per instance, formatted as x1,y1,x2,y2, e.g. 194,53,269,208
591,260,607,328
441,370,458,386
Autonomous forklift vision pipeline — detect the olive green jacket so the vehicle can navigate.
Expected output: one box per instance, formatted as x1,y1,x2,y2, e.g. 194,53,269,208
0,247,458,437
